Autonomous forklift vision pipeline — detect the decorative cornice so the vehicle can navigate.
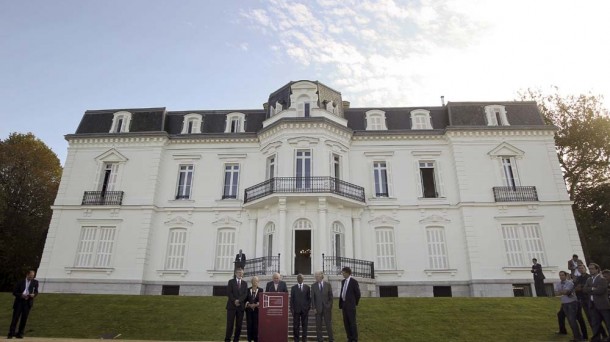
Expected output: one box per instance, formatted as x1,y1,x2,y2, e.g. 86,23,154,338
164,216,194,227
368,214,400,226
212,216,242,227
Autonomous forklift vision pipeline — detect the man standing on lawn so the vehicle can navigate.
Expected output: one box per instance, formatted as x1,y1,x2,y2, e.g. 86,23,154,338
554,270,585,341
225,268,248,342
339,267,360,342
584,263,610,342
531,258,546,297
7,270,38,339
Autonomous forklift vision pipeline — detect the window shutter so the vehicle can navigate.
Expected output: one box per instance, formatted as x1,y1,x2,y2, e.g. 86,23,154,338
369,160,375,198
511,158,521,186
95,227,116,267
436,161,445,197
386,160,393,197
414,161,423,197
107,164,119,191
501,225,523,266
75,227,97,267
500,158,508,187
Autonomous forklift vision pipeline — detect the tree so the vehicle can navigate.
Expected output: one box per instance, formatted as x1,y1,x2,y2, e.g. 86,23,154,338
0,133,61,291
520,87,610,265
520,87,610,199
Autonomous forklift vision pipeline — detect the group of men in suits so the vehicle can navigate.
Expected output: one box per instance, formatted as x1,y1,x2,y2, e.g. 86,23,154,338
225,267,361,342
554,258,610,342
7,270,38,339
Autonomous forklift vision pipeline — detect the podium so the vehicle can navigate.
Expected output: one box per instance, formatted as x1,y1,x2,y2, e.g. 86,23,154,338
258,292,288,342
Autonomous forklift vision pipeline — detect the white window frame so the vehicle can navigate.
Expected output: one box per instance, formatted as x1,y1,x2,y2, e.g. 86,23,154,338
99,162,119,192
109,111,132,133
165,228,188,270
223,163,240,199
263,223,275,261
74,225,117,268
375,227,396,270
485,105,509,126
332,222,346,258
365,110,387,130
500,156,520,188
296,95,312,117
426,226,449,269
266,155,277,180
181,113,203,134
410,109,432,129
415,160,445,198
175,164,194,200
373,161,390,197
225,112,246,133
295,149,312,189
215,228,236,270
501,223,546,266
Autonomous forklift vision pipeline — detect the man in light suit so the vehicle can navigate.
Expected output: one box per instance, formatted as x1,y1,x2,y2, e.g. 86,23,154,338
339,267,360,342
290,274,311,342
265,272,288,293
583,263,610,342
311,271,334,342
7,270,38,339
225,268,248,342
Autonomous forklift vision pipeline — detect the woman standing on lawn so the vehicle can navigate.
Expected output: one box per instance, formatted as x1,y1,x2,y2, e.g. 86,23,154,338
245,276,263,342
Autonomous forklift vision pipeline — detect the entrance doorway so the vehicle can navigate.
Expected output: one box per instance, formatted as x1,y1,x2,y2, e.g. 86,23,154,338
294,230,312,275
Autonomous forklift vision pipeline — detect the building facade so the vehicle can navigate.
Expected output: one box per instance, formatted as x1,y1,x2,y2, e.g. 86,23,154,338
38,80,582,297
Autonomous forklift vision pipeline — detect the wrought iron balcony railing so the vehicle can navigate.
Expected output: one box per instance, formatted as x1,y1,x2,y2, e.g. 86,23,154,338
322,254,375,279
493,186,538,202
82,191,124,205
242,254,280,277
244,177,365,203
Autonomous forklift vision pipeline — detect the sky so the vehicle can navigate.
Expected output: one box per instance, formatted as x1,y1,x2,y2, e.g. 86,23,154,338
1,0,609,164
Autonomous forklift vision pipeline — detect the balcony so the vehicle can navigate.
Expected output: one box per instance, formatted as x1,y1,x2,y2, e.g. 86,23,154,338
493,186,538,202
322,254,375,279
82,191,124,205
244,177,365,204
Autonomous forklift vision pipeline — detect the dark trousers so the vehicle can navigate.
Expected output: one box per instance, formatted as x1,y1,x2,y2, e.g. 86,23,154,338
589,302,610,342
8,300,31,337
245,309,259,342
560,302,584,340
315,309,334,342
292,310,309,342
225,309,244,342
534,278,546,297
557,302,588,339
341,307,358,342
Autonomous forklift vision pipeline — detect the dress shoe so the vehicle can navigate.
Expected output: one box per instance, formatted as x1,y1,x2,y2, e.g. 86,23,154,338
555,331,567,335
6,336,13,340
14,335,22,339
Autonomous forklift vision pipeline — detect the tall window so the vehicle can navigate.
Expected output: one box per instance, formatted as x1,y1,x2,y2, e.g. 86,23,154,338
295,150,312,189
165,228,187,270
332,154,341,179
74,226,116,268
419,161,438,198
215,228,236,270
373,162,389,197
181,114,203,134
110,111,131,133
332,222,345,258
223,164,240,199
375,227,396,270
501,157,519,188
365,110,387,130
176,165,194,199
411,110,432,130
263,223,275,262
266,155,276,180
99,163,119,192
225,113,245,133
426,227,449,269
501,223,545,266
230,118,241,132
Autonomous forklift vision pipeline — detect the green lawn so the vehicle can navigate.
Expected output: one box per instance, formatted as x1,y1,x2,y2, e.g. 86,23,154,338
0,293,578,341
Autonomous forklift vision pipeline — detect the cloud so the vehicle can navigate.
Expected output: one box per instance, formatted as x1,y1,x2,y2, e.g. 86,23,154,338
240,0,610,106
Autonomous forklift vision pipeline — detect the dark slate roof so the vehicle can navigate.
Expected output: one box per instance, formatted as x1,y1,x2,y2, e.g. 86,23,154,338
447,102,545,126
164,110,266,134
267,80,343,118
75,108,166,134
345,107,449,130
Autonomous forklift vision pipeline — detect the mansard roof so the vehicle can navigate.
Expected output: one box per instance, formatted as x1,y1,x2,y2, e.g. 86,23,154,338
71,84,549,136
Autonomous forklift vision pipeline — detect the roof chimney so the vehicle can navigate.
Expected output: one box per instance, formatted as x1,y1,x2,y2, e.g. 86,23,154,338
441,96,445,106
342,101,350,109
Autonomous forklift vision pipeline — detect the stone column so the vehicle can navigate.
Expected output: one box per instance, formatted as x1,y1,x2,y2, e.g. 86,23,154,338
278,197,287,275
317,197,328,273
248,211,257,257
352,209,363,259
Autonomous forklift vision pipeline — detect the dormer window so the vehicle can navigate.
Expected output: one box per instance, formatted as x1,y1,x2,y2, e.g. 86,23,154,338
181,113,203,134
296,95,311,117
485,105,509,126
225,112,245,133
365,110,387,130
110,111,132,133
411,109,433,130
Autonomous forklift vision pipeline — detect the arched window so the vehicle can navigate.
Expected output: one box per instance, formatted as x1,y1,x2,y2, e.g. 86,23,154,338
181,113,203,134
110,111,132,133
293,219,312,230
215,228,236,270
165,228,187,270
365,110,387,130
410,109,433,129
225,112,246,133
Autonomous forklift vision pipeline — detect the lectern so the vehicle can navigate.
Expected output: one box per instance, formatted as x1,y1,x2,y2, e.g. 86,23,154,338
258,291,288,342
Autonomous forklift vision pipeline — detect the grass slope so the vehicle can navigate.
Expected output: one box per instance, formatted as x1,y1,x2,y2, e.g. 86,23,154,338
0,293,577,341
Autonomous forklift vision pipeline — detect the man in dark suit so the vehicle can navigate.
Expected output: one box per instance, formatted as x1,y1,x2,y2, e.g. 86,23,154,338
339,267,360,342
235,249,247,271
311,271,334,342
531,258,546,297
568,254,584,278
225,268,248,342
290,274,311,342
265,272,288,293
583,263,610,342
7,270,38,339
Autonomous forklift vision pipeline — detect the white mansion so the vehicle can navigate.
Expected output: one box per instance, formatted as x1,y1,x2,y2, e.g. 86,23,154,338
38,80,582,297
